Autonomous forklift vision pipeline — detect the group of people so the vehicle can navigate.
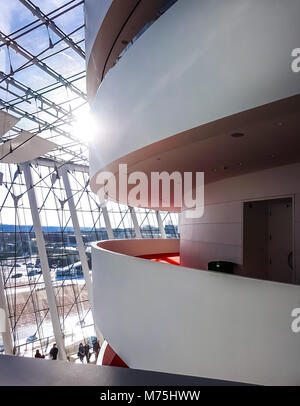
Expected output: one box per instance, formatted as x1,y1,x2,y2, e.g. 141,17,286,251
35,343,58,360
77,340,100,363
34,340,101,363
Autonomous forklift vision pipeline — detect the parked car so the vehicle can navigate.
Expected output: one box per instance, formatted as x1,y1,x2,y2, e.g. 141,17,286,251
73,263,83,278
56,268,73,280
11,273,23,279
27,269,42,277
55,262,83,280
26,334,37,343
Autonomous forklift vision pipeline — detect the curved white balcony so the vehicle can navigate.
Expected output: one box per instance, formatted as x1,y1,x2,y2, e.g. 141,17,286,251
85,0,113,65
88,0,300,201
87,0,300,386
85,0,173,101
92,238,300,385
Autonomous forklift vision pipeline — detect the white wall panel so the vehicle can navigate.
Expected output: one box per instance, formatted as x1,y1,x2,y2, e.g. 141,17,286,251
182,201,242,225
180,163,300,281
182,223,241,246
180,239,242,270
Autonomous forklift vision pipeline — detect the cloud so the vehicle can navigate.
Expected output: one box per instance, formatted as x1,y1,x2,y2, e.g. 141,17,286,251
61,52,75,61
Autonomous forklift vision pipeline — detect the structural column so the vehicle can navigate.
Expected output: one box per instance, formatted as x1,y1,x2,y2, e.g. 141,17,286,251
102,205,114,239
129,207,142,238
0,273,13,355
61,167,104,343
156,211,166,238
23,163,67,360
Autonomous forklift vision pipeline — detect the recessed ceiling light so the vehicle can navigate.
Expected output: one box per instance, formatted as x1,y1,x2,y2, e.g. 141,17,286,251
231,132,245,138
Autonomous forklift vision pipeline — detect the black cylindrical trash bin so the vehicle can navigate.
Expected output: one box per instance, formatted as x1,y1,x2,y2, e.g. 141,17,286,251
208,261,235,274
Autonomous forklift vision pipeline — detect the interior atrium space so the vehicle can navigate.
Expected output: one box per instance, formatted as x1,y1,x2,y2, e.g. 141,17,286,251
0,0,178,361
0,0,300,391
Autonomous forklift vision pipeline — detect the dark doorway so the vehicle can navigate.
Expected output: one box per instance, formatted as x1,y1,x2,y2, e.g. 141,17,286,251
243,197,293,284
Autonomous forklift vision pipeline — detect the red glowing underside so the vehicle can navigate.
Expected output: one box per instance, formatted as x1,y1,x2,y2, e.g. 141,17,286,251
137,252,180,265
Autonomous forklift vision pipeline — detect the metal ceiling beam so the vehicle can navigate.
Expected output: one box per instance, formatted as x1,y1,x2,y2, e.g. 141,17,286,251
32,156,89,172
15,37,84,73
0,99,88,162
0,97,79,144
0,31,87,101
0,4,87,165
2,0,79,45
18,0,85,59
3,72,86,110
0,71,74,121
0,72,89,160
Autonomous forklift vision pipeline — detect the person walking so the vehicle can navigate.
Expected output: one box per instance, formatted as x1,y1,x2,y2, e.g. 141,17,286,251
49,343,58,360
93,339,101,362
84,343,90,363
77,343,85,363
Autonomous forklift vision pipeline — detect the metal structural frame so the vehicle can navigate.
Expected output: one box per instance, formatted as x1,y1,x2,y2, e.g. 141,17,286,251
22,162,67,360
0,0,88,166
0,0,179,358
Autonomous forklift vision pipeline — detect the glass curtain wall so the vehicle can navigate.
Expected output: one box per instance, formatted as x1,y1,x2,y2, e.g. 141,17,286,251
160,211,180,238
0,161,179,358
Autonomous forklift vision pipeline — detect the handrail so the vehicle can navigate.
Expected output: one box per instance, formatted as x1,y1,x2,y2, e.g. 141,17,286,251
101,0,142,82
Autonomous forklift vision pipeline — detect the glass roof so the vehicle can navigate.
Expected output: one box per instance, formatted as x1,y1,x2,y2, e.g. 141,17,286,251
0,0,88,165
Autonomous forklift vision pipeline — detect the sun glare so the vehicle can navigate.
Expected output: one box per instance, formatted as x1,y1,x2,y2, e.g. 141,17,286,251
72,109,98,143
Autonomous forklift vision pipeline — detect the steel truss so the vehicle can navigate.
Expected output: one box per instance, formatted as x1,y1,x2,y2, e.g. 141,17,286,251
19,0,85,60
0,0,87,166
0,1,179,359
0,157,178,357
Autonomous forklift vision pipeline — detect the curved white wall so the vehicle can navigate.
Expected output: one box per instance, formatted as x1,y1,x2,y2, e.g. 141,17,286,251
84,0,113,63
180,162,300,284
89,0,300,181
92,239,300,385
95,238,179,256
86,0,300,385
